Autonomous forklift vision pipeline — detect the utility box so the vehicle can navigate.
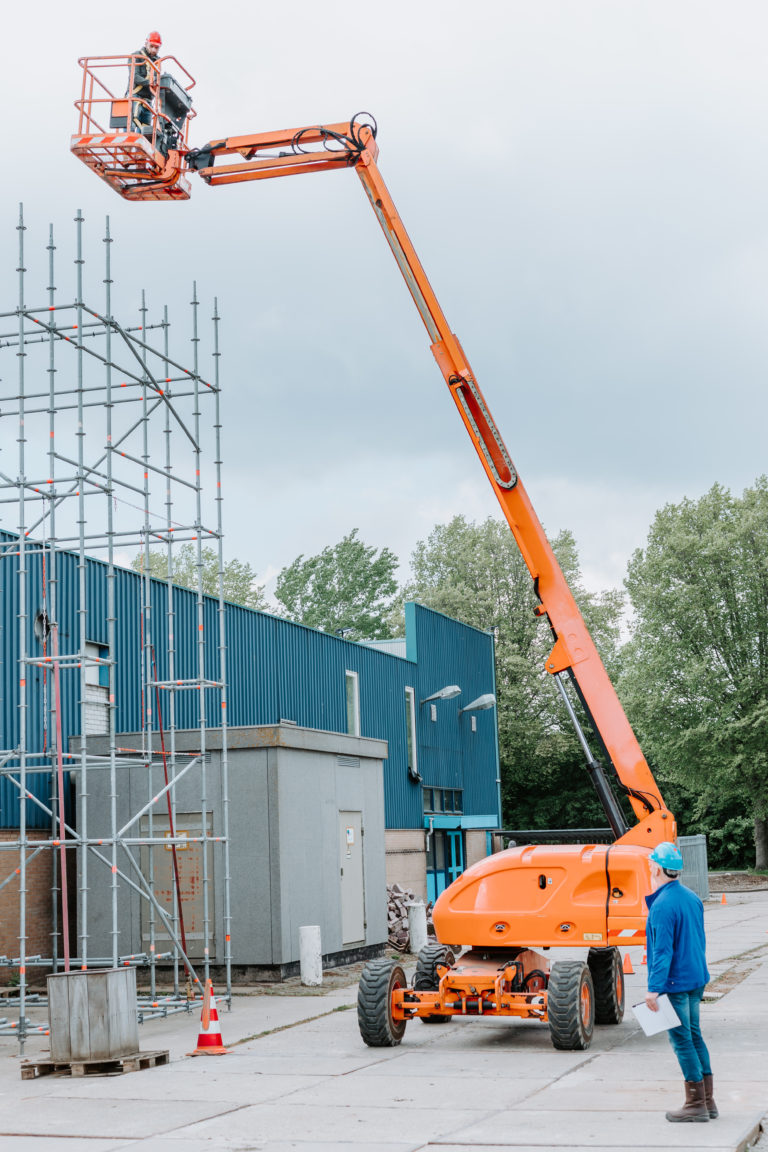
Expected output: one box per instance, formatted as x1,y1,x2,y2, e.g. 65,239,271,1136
678,833,710,901
47,967,138,1063
80,724,388,979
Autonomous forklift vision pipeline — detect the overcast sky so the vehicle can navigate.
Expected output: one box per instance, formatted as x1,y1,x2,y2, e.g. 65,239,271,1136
2,1,767,602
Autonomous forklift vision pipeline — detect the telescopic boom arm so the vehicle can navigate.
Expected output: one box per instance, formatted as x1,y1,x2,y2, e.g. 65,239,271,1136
185,116,674,848
70,84,674,847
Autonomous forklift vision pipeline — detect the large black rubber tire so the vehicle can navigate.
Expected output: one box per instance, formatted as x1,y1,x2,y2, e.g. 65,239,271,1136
588,946,625,1025
413,943,455,1024
357,959,408,1047
547,961,595,1051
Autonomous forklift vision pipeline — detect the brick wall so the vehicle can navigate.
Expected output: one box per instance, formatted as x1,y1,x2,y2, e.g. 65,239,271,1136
0,830,56,985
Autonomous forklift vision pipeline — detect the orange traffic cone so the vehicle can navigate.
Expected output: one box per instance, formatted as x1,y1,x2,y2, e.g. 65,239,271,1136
189,978,228,1056
721,893,727,905
622,953,634,975
641,947,647,966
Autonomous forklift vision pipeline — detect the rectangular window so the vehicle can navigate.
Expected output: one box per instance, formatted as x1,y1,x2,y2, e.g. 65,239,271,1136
345,670,360,736
404,686,418,778
84,641,109,687
84,641,109,735
423,789,464,816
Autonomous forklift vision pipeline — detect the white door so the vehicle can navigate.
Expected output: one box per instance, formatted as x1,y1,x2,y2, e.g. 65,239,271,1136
338,811,365,945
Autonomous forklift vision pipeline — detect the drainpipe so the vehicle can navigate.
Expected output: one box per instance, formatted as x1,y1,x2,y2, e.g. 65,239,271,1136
490,629,502,830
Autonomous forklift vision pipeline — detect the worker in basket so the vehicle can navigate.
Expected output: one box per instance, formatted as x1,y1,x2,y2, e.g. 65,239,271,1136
130,31,162,137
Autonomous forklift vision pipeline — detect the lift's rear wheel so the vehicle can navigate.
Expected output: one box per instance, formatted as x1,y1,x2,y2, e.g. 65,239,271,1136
588,946,625,1025
357,958,408,1047
547,961,595,1050
413,942,455,1024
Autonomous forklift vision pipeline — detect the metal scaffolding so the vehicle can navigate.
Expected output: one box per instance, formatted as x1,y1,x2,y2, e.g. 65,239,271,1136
0,206,231,1052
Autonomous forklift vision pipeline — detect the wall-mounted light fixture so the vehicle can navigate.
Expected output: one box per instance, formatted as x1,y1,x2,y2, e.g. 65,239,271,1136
420,684,462,706
459,693,496,715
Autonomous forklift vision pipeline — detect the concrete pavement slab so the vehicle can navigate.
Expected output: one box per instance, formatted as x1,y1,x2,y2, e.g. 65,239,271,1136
388,1018,627,1055
0,1141,131,1152
442,1107,764,1148
239,1021,414,1056
0,1096,236,1140
554,1051,766,1083
207,1051,392,1076
288,1072,552,1111
158,1102,483,1146
135,991,360,1062
432,1146,751,1152
355,1049,590,1078
42,1068,326,1104
527,1078,767,1112
114,1142,421,1152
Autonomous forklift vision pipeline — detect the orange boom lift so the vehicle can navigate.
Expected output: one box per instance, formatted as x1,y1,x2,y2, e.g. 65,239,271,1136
72,58,676,1050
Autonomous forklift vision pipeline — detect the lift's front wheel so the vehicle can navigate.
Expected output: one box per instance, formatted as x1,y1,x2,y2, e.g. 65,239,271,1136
588,946,625,1025
547,961,594,1050
358,958,407,1047
413,942,455,1024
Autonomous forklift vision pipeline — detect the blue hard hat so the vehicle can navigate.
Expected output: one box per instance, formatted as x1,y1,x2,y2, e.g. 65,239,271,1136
649,841,684,871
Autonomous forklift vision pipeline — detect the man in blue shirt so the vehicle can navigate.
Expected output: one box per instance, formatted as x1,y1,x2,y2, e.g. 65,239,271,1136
645,841,716,1123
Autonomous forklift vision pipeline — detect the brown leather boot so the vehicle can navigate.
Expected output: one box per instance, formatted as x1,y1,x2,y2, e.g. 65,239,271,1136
665,1080,710,1122
703,1073,718,1118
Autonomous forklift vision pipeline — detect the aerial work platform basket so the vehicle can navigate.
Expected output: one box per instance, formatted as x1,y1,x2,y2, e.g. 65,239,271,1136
71,55,195,201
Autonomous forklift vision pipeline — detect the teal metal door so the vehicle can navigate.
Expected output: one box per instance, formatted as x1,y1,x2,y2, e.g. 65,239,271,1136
446,830,464,885
426,830,464,903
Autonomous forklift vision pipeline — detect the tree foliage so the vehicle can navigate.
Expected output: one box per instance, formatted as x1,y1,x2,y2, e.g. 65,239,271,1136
274,529,399,640
131,544,267,610
397,515,625,831
619,479,768,868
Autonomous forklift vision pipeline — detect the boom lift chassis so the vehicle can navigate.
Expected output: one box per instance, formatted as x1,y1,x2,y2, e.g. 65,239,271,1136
72,59,676,1050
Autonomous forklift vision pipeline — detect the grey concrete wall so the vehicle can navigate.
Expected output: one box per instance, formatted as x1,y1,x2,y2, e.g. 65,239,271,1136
385,829,427,900
465,830,490,870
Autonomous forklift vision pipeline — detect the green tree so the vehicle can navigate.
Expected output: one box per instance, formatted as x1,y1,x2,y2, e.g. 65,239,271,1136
274,529,399,640
620,479,768,869
131,544,267,610
396,515,625,831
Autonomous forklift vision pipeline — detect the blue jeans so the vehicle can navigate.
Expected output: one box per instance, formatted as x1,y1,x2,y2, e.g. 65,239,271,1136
666,988,712,1082
132,97,153,134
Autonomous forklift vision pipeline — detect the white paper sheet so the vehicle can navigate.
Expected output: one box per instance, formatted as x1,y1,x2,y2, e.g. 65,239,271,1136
631,995,682,1036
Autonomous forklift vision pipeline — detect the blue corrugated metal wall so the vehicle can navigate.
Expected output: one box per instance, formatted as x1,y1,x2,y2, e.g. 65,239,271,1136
0,534,499,831
404,601,500,826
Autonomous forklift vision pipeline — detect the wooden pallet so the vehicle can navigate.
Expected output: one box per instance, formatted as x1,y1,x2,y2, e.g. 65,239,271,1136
21,1048,169,1079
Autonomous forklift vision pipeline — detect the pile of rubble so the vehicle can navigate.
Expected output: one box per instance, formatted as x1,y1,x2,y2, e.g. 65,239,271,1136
387,883,434,952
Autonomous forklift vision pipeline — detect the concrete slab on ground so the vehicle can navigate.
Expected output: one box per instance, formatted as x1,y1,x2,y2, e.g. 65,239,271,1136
0,1141,130,1152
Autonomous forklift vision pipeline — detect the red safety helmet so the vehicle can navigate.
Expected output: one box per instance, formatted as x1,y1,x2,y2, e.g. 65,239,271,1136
146,31,162,47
